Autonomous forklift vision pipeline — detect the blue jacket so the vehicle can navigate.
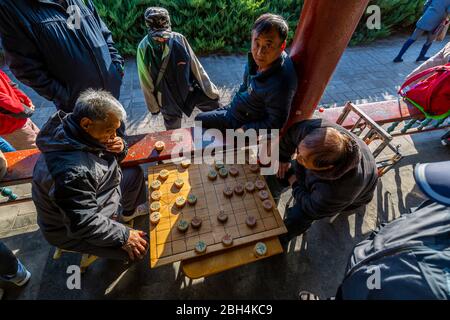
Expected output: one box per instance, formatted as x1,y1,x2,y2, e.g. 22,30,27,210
339,201,450,300
229,51,298,131
417,0,450,31
0,0,124,112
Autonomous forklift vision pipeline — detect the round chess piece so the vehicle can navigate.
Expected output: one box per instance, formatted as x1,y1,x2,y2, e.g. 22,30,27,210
187,194,197,205
208,170,217,181
159,169,169,181
223,186,234,198
191,216,202,229
174,178,184,189
194,240,207,254
150,201,161,212
150,212,161,225
177,219,189,232
229,166,239,177
234,183,245,196
258,190,269,201
245,181,255,193
217,210,228,223
222,234,233,246
246,215,257,228
255,179,266,190
254,242,267,257
155,141,165,152
150,180,161,190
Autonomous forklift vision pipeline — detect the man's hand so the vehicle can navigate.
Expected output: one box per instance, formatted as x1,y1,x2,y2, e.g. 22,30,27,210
277,162,291,179
105,137,125,153
122,229,148,261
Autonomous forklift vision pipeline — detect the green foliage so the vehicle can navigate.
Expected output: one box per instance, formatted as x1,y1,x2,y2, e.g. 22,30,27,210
92,0,425,56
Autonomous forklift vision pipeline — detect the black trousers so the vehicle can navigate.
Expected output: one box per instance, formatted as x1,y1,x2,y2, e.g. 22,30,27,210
163,85,220,130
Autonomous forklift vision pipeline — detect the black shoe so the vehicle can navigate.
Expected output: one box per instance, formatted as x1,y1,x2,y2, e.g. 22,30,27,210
393,56,403,63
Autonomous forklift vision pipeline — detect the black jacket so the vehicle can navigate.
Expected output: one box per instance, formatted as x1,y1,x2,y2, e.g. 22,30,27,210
280,119,379,218
31,111,129,248
230,52,298,131
0,0,124,112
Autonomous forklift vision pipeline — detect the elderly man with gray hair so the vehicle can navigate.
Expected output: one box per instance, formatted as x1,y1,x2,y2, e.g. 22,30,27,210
32,90,148,262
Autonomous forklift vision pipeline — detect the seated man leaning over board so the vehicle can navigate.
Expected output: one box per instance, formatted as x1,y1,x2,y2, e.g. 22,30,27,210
272,119,379,245
195,13,298,133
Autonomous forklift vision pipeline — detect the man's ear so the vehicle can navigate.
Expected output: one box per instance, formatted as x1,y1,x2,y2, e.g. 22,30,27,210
280,40,287,51
80,117,92,132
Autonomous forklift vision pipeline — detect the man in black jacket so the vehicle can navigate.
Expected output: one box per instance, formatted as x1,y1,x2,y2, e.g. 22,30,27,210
0,0,124,113
32,90,148,261
274,119,378,243
299,160,450,300
195,13,298,133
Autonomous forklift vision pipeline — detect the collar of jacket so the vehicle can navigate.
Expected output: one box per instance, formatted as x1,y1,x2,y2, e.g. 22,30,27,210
247,51,287,81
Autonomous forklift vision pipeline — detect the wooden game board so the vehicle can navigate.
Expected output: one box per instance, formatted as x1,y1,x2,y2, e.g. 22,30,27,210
148,161,287,268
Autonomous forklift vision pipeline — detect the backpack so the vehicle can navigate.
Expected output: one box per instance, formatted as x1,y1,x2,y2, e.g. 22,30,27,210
398,63,450,119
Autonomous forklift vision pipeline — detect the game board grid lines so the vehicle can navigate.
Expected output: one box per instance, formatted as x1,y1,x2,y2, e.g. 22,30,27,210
148,162,287,268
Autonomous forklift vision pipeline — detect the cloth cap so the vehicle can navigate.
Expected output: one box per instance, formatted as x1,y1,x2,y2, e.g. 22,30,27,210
144,7,171,31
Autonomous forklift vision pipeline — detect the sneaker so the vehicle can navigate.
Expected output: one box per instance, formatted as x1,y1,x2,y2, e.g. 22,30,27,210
121,203,148,222
1,260,31,287
299,290,320,300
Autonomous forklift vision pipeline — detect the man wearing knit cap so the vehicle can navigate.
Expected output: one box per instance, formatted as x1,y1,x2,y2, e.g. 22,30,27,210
137,7,220,130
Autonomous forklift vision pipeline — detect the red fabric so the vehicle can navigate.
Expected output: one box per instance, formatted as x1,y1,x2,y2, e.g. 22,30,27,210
0,70,30,135
398,63,450,118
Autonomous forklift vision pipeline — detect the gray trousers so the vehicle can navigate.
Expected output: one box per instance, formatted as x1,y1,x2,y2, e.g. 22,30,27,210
57,166,148,261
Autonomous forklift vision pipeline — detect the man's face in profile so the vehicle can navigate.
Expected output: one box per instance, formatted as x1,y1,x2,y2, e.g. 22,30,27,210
251,28,284,71
80,112,121,145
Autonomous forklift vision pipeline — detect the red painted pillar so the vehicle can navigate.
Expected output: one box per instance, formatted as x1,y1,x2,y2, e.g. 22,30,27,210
286,0,370,128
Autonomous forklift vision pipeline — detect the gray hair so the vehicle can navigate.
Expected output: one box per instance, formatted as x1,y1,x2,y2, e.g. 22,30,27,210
73,89,126,122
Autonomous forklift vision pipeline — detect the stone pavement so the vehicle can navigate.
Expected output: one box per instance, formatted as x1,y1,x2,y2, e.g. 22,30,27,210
0,34,449,299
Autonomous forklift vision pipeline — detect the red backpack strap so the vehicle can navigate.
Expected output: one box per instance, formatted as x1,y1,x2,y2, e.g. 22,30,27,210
398,64,450,95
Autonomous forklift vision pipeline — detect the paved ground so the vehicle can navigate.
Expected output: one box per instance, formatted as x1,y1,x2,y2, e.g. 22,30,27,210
0,35,449,299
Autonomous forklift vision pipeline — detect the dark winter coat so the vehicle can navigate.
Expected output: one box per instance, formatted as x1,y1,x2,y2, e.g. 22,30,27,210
230,52,298,131
0,0,124,112
279,119,379,219
31,111,129,249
